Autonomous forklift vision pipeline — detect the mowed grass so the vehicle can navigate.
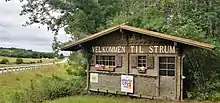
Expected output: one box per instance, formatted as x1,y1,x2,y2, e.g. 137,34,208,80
44,95,214,103
0,56,55,63
0,64,68,103
0,56,56,67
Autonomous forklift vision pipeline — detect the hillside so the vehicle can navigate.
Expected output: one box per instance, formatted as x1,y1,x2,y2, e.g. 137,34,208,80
0,47,54,58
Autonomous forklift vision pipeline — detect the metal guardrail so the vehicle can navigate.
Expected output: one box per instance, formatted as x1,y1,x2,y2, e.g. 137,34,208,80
0,58,68,74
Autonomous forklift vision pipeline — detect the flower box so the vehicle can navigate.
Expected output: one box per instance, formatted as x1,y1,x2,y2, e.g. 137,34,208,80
95,64,116,72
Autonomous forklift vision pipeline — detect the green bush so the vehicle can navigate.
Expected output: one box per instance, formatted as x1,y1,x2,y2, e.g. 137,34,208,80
66,62,86,76
36,60,43,63
10,76,85,103
30,61,36,64
184,49,220,100
16,58,23,64
66,52,86,77
10,53,87,103
24,61,36,64
11,90,28,103
39,60,43,63
0,58,9,64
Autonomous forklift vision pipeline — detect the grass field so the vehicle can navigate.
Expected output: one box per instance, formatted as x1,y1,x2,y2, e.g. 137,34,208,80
0,63,68,103
0,56,56,67
0,56,55,63
44,95,213,103
0,62,215,103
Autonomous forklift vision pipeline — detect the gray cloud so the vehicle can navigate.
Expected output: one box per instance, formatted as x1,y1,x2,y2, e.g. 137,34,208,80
0,1,71,54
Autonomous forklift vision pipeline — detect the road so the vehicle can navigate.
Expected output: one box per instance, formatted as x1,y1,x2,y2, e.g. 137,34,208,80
0,58,68,74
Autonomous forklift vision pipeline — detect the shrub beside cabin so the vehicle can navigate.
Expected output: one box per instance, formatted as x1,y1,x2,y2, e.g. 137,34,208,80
61,25,214,100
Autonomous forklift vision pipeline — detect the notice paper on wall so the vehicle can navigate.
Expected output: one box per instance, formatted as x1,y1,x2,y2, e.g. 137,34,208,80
121,75,133,93
90,73,98,83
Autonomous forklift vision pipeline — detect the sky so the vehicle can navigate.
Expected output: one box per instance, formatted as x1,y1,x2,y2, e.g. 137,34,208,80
0,1,71,54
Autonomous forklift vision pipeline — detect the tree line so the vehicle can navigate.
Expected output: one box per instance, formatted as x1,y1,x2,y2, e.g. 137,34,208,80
0,47,54,58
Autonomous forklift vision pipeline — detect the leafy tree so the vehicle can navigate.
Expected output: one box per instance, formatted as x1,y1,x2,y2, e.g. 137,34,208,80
58,53,64,59
0,59,9,64
16,58,24,64
0,47,55,58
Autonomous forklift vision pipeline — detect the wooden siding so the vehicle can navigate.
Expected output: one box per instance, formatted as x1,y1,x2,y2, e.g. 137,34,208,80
86,30,182,100
61,24,214,51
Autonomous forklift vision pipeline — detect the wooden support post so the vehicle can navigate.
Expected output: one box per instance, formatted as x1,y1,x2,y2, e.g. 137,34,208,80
176,55,181,100
180,55,185,100
126,53,129,74
86,59,90,91
155,56,160,97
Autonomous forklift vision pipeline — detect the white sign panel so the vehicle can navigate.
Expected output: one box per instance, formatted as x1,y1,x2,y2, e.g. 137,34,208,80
121,75,133,93
90,73,98,83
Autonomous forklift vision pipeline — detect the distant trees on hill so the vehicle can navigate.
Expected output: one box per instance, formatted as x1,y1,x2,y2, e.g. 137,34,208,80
0,47,56,58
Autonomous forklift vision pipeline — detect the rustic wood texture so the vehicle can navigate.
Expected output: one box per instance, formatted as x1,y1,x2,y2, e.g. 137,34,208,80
176,55,181,100
90,55,96,66
87,30,181,100
147,56,154,69
116,55,122,67
61,24,214,51
159,76,177,99
129,54,157,76
131,56,138,68
155,56,160,97
134,76,157,96
90,54,126,73
89,73,158,97
90,73,122,94
90,31,127,46
59,24,216,100
69,26,203,100
120,25,214,49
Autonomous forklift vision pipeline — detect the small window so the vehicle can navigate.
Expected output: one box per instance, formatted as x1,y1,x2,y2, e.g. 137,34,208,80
96,55,115,66
138,56,147,67
159,57,175,76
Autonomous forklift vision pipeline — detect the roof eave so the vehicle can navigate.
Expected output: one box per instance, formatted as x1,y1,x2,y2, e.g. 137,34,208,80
119,25,215,50
61,25,120,51
61,24,215,51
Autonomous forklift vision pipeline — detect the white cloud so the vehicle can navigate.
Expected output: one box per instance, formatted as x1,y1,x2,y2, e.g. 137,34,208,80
0,1,71,55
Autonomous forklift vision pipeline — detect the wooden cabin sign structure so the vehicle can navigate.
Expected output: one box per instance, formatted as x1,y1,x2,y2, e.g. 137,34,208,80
92,45,176,53
61,24,214,100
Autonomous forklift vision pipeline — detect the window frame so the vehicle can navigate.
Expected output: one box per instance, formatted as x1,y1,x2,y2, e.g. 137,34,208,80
95,55,116,67
159,56,176,76
137,56,147,68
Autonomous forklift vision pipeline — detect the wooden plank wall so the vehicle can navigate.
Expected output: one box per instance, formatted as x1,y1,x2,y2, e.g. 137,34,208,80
86,30,181,100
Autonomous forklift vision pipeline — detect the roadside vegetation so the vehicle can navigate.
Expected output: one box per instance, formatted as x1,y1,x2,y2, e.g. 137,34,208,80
44,95,213,103
0,53,85,103
0,56,56,67
0,63,85,103
0,47,57,59
0,47,65,67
